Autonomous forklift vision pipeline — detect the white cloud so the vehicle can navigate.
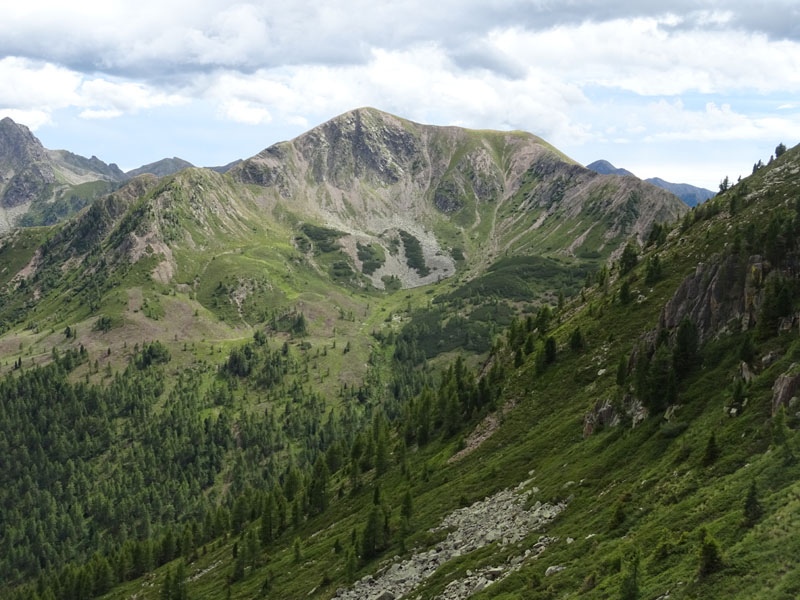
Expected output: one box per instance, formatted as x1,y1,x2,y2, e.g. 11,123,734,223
492,18,800,96
640,100,800,142
198,45,590,144
1,2,798,183
0,108,53,130
0,57,80,112
220,100,272,125
78,79,186,116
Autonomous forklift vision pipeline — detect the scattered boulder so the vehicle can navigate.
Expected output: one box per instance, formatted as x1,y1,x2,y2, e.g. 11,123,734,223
763,351,782,368
772,363,800,416
545,565,566,576
739,360,756,383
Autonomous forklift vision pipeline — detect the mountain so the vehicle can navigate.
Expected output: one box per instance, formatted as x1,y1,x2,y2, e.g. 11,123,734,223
231,108,684,282
644,176,716,207
126,157,194,178
0,117,126,231
585,159,634,177
586,158,715,207
208,158,242,173
12,109,800,600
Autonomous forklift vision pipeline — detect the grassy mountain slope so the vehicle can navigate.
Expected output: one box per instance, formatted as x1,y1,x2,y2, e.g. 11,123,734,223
0,109,685,379
0,140,793,600
118,140,799,600
9,111,782,600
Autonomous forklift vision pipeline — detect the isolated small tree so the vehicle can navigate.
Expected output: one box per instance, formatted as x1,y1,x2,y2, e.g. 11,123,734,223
609,499,626,530
673,317,699,379
719,176,730,193
293,537,302,564
544,336,557,364
702,432,719,466
697,528,723,578
570,327,584,352
401,489,413,521
524,333,535,355
773,405,794,464
616,354,629,387
619,280,632,305
775,142,787,158
345,549,357,580
644,255,663,285
361,507,383,560
260,574,272,596
619,242,639,275
739,333,755,363
743,481,762,527
619,547,640,600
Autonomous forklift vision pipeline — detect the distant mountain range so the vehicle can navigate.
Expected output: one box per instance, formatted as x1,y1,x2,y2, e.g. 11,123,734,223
126,157,194,178
0,117,244,230
586,159,715,207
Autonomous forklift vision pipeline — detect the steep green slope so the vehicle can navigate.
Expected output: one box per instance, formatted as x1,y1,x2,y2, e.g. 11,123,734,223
1,140,798,600
13,112,795,600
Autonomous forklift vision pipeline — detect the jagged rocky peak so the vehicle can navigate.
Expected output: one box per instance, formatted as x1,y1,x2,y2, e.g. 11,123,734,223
47,149,127,182
295,107,422,186
0,117,50,166
0,117,56,209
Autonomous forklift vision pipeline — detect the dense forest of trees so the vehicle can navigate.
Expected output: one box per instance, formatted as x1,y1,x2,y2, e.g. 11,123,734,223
3,292,550,600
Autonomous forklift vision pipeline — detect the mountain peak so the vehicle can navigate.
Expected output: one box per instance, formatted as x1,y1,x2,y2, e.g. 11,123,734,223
126,157,194,178
585,159,635,177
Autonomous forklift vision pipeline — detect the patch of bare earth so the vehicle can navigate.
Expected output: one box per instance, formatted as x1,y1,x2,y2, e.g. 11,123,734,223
448,398,518,464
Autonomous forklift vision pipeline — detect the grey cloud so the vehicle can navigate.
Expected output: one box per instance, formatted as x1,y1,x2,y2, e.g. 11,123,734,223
0,0,795,83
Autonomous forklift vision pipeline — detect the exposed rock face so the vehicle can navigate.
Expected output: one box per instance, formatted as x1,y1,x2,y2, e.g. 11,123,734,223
230,107,686,289
0,117,56,209
772,363,800,416
658,254,752,342
582,395,647,437
583,399,619,437
48,149,126,181
333,480,566,600
0,116,129,230
655,251,791,347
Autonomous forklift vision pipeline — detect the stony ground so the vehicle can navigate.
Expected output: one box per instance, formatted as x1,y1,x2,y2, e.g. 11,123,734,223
332,479,566,600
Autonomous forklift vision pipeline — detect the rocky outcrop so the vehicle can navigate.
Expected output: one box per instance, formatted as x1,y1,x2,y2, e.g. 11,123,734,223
772,363,800,416
583,395,648,437
658,254,755,342
0,117,130,229
333,480,566,600
0,117,56,209
583,399,619,437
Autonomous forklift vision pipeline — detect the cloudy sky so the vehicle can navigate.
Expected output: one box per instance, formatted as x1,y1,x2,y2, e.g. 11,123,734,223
1,1,799,189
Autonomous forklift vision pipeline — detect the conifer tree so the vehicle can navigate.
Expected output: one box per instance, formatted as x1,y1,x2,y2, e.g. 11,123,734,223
293,537,302,564
743,481,762,527
697,528,723,578
401,489,413,521
702,432,719,466
619,547,640,600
